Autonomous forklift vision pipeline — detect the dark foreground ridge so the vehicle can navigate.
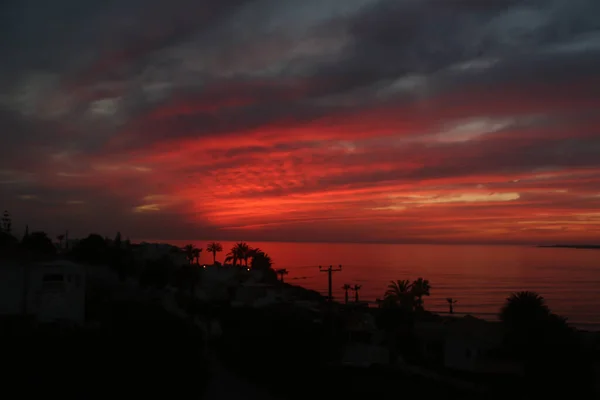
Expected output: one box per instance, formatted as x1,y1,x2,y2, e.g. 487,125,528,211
2,301,210,398
1,230,599,399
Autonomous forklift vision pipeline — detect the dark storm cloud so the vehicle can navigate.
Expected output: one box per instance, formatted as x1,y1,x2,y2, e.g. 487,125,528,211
4,0,600,152
0,0,254,75
327,0,600,87
0,109,74,170
108,0,600,151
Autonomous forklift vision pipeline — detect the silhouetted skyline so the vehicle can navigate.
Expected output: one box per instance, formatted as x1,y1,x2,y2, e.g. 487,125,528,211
1,0,600,244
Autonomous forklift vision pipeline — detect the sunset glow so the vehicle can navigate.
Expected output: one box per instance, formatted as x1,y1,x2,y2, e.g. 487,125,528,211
2,0,600,244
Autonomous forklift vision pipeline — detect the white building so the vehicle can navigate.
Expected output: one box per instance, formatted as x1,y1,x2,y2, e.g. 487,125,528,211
340,311,390,366
424,316,523,375
0,260,86,325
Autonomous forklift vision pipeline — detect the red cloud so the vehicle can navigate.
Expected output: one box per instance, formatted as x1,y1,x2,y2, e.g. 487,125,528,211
18,75,600,244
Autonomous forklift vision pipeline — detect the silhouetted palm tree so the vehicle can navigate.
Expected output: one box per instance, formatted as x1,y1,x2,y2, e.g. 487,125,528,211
446,298,457,314
411,277,431,310
352,284,362,302
224,252,238,266
182,244,197,265
225,242,251,267
500,291,551,331
250,250,276,282
499,290,580,388
206,242,223,264
384,280,413,309
237,242,251,266
275,268,288,283
342,284,351,304
192,247,202,265
250,250,273,270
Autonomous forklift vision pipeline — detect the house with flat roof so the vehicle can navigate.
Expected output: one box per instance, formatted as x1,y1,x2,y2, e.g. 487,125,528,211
0,260,86,325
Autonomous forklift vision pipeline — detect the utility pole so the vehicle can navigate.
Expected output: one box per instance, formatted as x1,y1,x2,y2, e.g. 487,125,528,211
352,284,362,303
319,265,342,302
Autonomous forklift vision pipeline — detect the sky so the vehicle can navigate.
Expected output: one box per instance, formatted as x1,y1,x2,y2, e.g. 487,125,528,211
1,0,600,245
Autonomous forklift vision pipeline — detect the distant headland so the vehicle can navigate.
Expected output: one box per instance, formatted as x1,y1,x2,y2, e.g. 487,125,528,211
538,244,600,250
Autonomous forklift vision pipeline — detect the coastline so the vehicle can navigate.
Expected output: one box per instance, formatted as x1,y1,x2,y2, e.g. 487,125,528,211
537,244,600,250
280,281,600,332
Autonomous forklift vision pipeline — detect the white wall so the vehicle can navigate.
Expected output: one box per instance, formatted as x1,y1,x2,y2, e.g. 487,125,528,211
0,262,26,315
0,261,86,325
26,261,86,325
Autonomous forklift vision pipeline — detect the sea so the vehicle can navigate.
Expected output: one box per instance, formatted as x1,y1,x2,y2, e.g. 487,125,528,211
165,241,600,330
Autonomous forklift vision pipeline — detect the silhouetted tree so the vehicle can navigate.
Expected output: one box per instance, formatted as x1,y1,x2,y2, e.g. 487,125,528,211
1,210,12,234
275,268,288,283
22,225,29,242
249,249,276,282
114,232,122,249
224,252,238,266
384,280,414,310
72,234,109,264
411,278,431,310
21,231,56,257
499,291,554,357
239,242,252,266
206,242,223,264
182,244,197,265
499,291,593,396
342,284,351,304
192,247,202,265
0,231,18,249
226,242,251,267
500,291,550,332
446,298,457,314
250,250,273,270
56,234,65,250
351,284,362,302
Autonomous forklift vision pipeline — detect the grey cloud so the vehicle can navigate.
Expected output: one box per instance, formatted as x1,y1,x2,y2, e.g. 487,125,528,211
0,0,254,73
109,97,336,152
7,0,599,156
315,0,600,95
0,107,77,170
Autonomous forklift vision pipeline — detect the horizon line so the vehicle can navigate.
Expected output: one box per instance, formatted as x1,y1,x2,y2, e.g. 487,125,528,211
134,238,598,247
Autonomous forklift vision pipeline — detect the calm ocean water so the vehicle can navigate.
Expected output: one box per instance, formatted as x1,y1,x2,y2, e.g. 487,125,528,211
167,241,600,330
